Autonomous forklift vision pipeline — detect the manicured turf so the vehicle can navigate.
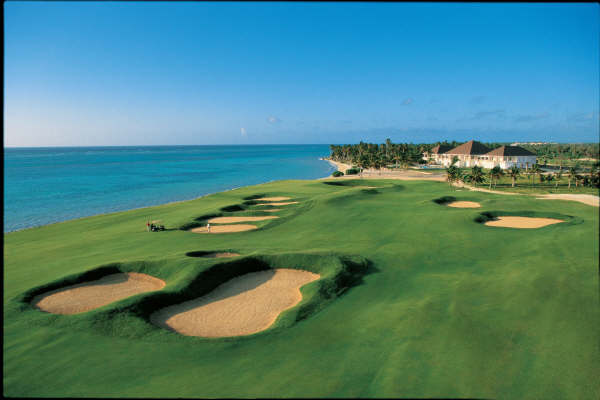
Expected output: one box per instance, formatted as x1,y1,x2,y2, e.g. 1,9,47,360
4,179,599,398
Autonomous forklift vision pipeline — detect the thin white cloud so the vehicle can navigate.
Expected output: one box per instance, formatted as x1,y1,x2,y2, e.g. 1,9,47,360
240,127,247,137
567,112,595,123
472,109,505,120
401,98,413,106
267,116,281,124
514,112,550,123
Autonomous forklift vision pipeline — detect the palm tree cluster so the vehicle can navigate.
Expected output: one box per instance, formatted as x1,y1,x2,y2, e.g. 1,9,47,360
329,140,428,173
518,143,599,163
445,165,461,186
462,165,486,187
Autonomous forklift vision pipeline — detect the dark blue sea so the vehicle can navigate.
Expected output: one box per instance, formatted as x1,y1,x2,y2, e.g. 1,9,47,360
4,145,334,232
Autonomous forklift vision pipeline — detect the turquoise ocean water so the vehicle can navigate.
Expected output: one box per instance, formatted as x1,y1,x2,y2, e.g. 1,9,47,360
4,145,334,232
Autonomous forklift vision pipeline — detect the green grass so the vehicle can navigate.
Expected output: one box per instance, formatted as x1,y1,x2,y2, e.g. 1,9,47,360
468,179,599,195
542,157,598,167
451,168,600,195
4,178,599,398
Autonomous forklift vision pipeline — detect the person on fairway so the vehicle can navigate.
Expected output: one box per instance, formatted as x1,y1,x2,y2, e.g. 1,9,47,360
207,223,211,233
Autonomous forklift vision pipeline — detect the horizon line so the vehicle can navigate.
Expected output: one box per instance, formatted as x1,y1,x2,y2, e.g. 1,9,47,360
4,140,599,148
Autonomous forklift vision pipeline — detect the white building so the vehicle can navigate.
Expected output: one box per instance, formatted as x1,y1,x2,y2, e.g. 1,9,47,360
479,145,537,169
438,140,493,168
431,140,537,169
423,144,453,163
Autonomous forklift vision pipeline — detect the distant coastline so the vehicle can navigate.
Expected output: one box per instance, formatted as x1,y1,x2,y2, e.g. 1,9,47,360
4,145,335,233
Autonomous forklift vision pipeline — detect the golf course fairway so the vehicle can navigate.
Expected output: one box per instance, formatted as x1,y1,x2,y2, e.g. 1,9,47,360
3,178,599,398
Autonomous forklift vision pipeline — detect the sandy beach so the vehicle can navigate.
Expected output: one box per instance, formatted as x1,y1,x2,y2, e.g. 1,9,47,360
322,158,446,181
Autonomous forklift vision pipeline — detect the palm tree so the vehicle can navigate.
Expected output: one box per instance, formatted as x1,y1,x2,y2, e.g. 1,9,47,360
507,165,520,188
445,165,459,188
590,163,600,188
469,165,485,187
567,165,579,189
373,157,384,176
545,172,555,187
357,155,370,178
399,152,411,169
555,169,563,189
451,155,459,167
489,165,503,189
530,164,542,188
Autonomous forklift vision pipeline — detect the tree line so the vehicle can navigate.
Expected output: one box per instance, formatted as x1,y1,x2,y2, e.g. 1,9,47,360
329,139,599,169
445,159,600,189
328,139,600,188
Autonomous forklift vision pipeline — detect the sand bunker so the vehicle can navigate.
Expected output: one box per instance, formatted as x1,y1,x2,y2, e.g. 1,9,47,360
256,201,299,206
484,216,564,229
536,194,599,207
151,268,320,337
447,201,481,208
191,224,258,233
255,197,291,201
32,272,165,315
261,209,281,212
207,216,279,223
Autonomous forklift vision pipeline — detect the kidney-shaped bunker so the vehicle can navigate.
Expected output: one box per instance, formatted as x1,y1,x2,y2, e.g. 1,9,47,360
151,268,320,338
484,216,564,228
32,272,165,314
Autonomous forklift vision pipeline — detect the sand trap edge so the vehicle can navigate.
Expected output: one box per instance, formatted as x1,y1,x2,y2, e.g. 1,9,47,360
149,268,320,338
31,272,166,315
483,216,564,229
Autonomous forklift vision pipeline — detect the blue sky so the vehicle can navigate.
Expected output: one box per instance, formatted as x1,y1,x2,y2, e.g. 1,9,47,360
4,2,599,146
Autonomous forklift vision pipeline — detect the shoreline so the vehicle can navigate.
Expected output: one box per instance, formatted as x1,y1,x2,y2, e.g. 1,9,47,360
320,157,447,181
6,159,337,234
6,158,598,233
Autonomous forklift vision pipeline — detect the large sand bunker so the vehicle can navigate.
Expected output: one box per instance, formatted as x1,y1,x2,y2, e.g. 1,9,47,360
151,268,320,337
255,197,291,201
207,216,279,223
191,224,257,233
256,201,299,206
484,216,564,229
32,272,165,315
447,201,481,208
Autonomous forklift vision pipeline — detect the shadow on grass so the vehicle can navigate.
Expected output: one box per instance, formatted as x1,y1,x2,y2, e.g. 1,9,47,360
432,196,457,205
220,204,246,212
243,194,267,200
185,250,240,258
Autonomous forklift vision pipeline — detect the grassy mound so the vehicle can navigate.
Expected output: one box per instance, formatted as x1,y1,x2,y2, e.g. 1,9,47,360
12,252,372,342
4,178,598,398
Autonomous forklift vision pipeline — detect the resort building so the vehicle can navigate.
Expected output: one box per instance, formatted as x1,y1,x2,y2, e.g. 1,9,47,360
423,144,453,162
478,145,537,169
438,140,492,168
428,140,537,169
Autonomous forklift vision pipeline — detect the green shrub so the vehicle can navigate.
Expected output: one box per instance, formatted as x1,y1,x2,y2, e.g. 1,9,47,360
332,171,344,177
345,168,359,175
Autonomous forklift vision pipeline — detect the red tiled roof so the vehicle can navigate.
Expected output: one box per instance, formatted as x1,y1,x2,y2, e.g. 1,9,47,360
429,145,453,154
484,145,536,157
445,140,492,155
